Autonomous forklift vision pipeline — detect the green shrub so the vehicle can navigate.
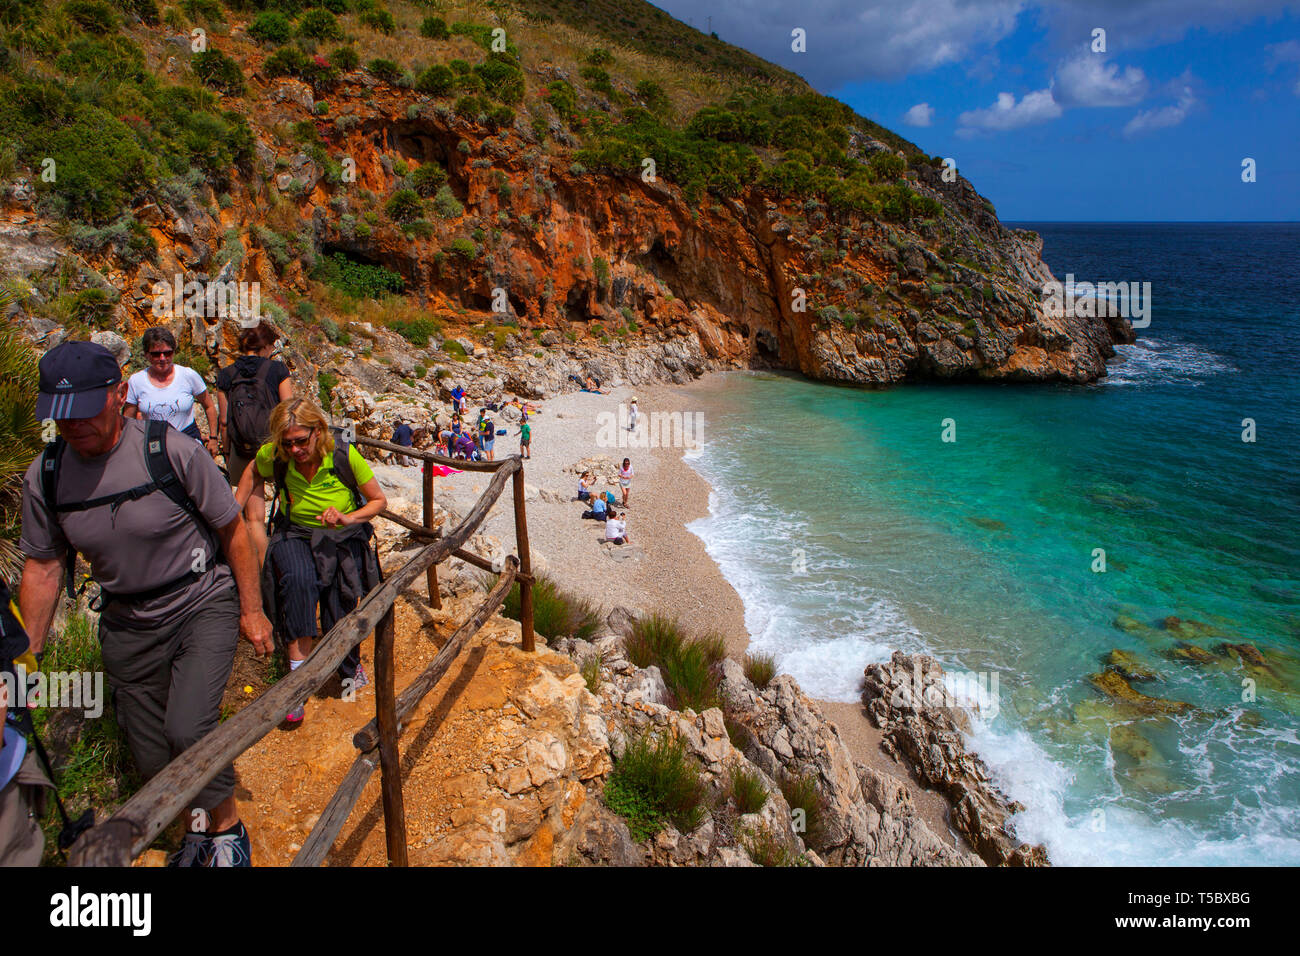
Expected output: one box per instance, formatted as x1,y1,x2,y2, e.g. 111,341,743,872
0,305,43,576
367,57,402,84
743,653,776,688
730,765,768,815
411,161,447,196
263,45,309,77
385,188,423,223
636,79,668,112
447,237,475,259
499,572,603,641
359,7,395,33
603,731,706,841
312,252,405,298
247,10,291,44
298,8,343,40
387,316,440,346
544,79,576,121
476,54,524,103
192,49,244,95
113,0,159,24
442,339,466,360
328,46,359,71
415,63,454,95
419,15,449,39
581,654,603,695
779,771,827,848
624,612,684,669
868,151,906,182
178,0,221,25
592,256,609,293
625,612,722,712
317,370,337,411
586,47,613,66
432,184,462,218
66,0,118,33
740,825,801,867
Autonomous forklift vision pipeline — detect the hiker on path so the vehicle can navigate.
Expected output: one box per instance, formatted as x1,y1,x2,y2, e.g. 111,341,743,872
19,341,272,867
215,320,293,564
391,418,414,466
123,327,219,456
236,399,387,725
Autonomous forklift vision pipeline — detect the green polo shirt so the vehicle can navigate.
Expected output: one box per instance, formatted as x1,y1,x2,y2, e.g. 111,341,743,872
254,442,375,528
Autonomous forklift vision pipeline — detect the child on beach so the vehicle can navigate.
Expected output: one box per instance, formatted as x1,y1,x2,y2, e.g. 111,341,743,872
583,493,607,521
618,458,633,508
519,416,531,459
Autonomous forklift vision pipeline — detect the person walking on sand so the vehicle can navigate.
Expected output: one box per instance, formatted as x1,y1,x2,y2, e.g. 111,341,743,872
627,397,639,433
519,415,531,460
618,458,633,508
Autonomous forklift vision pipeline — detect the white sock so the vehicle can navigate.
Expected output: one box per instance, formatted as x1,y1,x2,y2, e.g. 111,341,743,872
289,658,304,670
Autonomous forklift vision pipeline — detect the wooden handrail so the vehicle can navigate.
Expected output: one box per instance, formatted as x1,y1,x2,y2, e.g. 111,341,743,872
69,457,525,866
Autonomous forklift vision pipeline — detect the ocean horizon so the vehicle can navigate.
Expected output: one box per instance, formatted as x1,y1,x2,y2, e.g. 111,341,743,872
682,221,1300,866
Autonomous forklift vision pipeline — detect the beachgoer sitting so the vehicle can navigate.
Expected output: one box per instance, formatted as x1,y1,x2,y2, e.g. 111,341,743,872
582,493,608,521
577,471,594,501
605,511,628,545
454,432,478,461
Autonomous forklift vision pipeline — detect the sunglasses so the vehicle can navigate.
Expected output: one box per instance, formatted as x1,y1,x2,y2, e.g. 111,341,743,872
280,429,315,451
148,349,174,358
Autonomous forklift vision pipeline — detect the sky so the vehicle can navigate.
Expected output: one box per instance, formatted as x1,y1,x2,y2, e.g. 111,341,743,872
652,0,1300,221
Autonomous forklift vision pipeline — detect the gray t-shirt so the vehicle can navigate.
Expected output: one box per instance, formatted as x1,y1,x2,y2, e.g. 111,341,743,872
20,419,242,629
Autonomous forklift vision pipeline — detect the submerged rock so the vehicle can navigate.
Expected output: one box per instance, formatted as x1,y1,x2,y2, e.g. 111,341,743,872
1104,648,1161,683
1087,670,1192,715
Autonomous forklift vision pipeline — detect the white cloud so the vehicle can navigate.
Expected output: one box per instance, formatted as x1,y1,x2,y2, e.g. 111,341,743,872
902,102,934,126
957,89,1062,133
1052,54,1148,107
1123,84,1197,137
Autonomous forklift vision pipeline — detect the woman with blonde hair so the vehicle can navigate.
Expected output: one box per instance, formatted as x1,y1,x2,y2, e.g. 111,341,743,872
236,399,387,723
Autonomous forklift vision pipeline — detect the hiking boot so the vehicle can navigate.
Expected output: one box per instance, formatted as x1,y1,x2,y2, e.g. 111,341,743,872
285,703,305,724
167,832,212,867
206,822,251,868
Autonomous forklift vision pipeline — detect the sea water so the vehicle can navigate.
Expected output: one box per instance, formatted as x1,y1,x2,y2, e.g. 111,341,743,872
683,223,1300,866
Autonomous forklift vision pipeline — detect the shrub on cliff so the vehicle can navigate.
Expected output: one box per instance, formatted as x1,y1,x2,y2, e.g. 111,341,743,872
385,188,423,223
247,10,291,45
367,57,402,84
415,64,454,95
432,184,462,218
447,237,476,259
743,653,776,688
327,46,359,71
411,161,447,196
358,7,394,33
263,45,308,77
66,0,118,33
192,48,244,95
779,771,828,849
604,731,706,841
868,150,906,182
387,316,441,346
419,15,449,39
729,765,768,815
312,252,405,298
297,8,342,40
625,612,722,711
115,0,160,25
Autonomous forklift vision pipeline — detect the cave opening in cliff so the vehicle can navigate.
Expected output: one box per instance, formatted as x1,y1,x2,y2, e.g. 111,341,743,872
756,329,780,364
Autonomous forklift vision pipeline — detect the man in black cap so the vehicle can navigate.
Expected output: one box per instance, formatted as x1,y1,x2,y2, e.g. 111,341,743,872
16,341,273,866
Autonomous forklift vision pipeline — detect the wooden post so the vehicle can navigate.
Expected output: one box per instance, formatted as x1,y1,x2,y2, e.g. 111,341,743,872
373,607,408,866
422,459,441,609
511,463,535,653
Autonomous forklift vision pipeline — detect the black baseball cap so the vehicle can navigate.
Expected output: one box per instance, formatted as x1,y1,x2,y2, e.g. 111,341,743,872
36,341,123,421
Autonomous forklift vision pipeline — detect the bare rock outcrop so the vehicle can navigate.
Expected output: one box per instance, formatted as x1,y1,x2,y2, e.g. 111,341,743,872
861,651,1049,866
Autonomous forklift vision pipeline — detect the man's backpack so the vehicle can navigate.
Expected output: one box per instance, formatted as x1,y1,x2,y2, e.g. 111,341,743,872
226,359,277,459
38,419,217,603
267,426,364,533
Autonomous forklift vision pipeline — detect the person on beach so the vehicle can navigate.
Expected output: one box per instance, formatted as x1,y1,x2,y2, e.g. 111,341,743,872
583,492,607,521
236,399,387,725
20,341,273,866
450,384,466,417
605,511,628,545
478,411,496,461
519,415,531,460
391,418,414,466
618,458,633,508
577,471,594,501
124,327,219,456
215,320,294,563
454,431,478,461
627,397,639,433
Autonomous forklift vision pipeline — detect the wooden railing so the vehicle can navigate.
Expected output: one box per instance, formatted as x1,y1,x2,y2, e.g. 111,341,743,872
68,439,535,867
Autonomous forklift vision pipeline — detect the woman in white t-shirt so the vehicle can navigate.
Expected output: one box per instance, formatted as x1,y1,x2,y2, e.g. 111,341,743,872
618,458,633,508
605,512,628,545
123,326,219,457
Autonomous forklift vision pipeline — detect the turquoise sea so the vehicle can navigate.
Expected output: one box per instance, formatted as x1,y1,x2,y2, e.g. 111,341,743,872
683,223,1300,866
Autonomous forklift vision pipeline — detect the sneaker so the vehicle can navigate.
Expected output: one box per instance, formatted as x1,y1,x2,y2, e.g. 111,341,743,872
206,821,252,867
167,832,212,867
351,665,370,690
285,703,305,723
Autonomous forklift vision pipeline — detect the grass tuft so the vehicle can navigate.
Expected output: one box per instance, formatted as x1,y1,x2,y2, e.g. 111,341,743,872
743,652,777,688
603,730,706,841
729,764,768,815
779,770,827,849
625,612,722,712
498,572,602,641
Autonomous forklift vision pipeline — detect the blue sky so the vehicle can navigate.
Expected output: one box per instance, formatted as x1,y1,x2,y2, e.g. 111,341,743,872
653,1,1300,221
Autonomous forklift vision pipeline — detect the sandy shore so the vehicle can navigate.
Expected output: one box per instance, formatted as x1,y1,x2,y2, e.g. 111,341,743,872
427,375,965,851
